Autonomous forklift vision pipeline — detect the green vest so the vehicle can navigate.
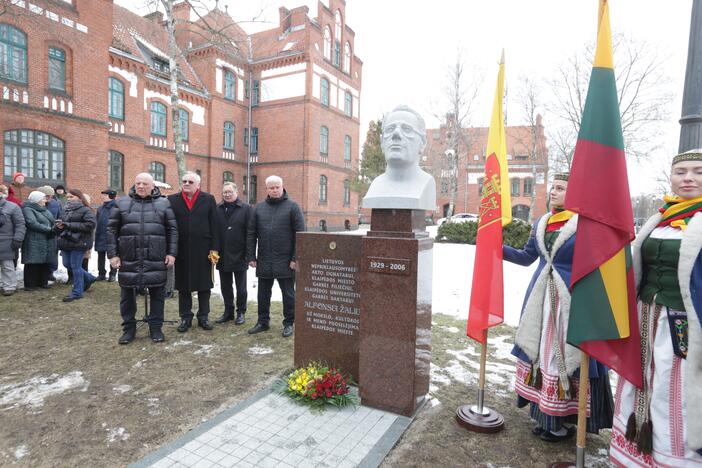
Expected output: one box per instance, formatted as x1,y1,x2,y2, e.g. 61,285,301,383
639,236,685,311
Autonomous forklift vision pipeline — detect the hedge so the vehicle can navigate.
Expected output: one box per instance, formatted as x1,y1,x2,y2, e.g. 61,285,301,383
436,219,532,249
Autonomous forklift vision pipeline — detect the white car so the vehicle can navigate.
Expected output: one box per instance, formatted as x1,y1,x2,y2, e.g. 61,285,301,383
438,213,479,225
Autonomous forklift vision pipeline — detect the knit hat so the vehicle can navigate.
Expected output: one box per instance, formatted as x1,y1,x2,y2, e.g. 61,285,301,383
101,188,117,199
13,172,25,183
54,184,65,192
28,191,46,204
37,185,55,197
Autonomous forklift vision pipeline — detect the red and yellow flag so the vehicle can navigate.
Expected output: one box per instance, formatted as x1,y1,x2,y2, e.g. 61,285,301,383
564,1,642,388
467,52,511,344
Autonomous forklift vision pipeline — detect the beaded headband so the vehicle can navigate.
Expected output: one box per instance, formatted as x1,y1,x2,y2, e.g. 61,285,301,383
553,173,569,181
672,149,702,165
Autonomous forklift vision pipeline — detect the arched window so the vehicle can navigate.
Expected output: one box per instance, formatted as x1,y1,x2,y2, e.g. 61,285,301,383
48,47,65,91
3,130,64,182
150,101,167,136
178,108,189,142
344,91,352,117
319,175,327,203
108,150,123,192
343,42,351,73
323,26,331,60
223,171,233,183
0,24,27,83
512,204,530,222
335,10,342,38
223,121,235,149
344,135,351,161
224,70,236,100
108,78,124,119
320,126,329,155
149,161,165,182
343,179,350,206
320,77,329,106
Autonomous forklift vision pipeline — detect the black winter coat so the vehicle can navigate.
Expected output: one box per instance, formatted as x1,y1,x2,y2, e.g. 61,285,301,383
107,186,178,288
247,191,305,279
167,191,220,292
58,203,96,251
94,199,115,252
216,198,251,272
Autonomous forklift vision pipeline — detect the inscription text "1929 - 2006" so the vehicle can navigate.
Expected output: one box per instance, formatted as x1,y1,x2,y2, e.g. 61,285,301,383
367,257,411,276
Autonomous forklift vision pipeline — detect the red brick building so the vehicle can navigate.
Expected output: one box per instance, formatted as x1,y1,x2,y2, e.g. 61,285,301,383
423,115,550,223
0,0,361,231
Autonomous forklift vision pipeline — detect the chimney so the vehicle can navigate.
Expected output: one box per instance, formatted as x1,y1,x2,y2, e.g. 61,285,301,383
143,11,164,24
172,1,192,51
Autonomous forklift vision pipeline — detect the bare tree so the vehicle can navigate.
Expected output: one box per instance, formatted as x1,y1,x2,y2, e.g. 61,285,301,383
548,33,672,167
430,50,481,218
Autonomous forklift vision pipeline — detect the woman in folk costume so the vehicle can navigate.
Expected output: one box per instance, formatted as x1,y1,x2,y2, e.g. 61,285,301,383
609,150,702,467
503,173,614,442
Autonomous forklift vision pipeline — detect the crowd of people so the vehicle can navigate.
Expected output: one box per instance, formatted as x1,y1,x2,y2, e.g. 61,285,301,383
0,172,305,345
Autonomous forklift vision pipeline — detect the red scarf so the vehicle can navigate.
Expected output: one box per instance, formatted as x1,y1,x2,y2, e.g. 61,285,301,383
182,189,200,211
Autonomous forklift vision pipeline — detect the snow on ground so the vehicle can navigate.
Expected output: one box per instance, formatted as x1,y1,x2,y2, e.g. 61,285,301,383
247,345,274,355
112,385,132,395
0,371,88,410
13,445,28,461
103,424,130,444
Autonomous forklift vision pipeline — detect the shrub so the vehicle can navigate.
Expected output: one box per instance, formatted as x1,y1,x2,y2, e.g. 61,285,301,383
436,219,532,249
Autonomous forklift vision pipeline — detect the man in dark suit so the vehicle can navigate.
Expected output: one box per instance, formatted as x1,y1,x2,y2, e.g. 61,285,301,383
167,171,220,333
214,182,252,325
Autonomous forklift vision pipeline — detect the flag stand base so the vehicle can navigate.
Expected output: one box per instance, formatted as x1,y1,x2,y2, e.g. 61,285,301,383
455,404,504,433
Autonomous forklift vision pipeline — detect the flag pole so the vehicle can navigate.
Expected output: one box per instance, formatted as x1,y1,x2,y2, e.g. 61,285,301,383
477,338,488,412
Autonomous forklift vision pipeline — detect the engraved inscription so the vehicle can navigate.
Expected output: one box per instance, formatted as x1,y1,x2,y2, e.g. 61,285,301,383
367,256,411,276
302,258,360,336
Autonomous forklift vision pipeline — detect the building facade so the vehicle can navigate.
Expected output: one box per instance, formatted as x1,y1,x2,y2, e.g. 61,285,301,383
423,114,550,223
0,0,361,231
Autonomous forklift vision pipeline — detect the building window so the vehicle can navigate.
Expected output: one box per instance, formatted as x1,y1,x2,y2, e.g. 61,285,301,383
223,121,235,149
343,42,351,73
335,10,342,38
323,26,331,60
244,127,248,147
250,127,258,154
319,175,327,203
108,150,123,192
510,178,520,197
0,24,27,83
3,130,64,182
333,41,341,68
48,47,65,91
524,178,534,196
477,177,484,195
224,70,236,100
108,77,124,120
250,175,257,203
512,204,530,221
343,179,350,206
178,108,189,142
223,171,233,183
149,161,165,182
321,78,329,106
440,178,449,194
252,80,260,107
344,135,351,161
344,91,352,117
150,101,167,136
320,126,329,155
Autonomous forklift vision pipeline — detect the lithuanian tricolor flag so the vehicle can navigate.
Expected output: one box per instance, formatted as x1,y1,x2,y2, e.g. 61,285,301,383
564,0,643,389
467,52,511,344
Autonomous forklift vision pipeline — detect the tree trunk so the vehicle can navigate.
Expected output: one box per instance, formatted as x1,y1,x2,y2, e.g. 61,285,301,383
163,0,187,181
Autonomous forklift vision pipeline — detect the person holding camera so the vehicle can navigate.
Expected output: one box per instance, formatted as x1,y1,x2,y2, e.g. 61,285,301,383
55,189,96,302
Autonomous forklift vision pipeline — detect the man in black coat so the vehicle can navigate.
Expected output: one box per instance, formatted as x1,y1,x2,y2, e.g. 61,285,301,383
95,188,117,281
215,182,251,325
107,173,178,344
167,171,220,333
246,175,305,337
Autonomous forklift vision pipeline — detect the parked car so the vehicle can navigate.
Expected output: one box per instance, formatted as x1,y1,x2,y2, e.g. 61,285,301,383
438,213,479,225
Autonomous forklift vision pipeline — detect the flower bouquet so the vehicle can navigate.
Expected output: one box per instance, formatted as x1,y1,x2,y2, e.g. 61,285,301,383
273,362,358,410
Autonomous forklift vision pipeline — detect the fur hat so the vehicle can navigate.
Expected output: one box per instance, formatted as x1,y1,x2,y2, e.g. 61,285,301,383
37,185,55,197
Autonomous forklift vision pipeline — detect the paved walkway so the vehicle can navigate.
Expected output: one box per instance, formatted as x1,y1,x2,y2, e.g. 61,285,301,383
131,388,412,468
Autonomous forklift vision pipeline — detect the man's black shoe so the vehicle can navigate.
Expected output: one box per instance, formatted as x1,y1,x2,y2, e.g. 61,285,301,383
215,313,233,324
282,325,294,338
539,427,576,443
177,319,192,333
198,319,213,331
248,323,269,334
108,273,117,282
118,328,136,345
96,275,106,281
150,329,165,343
234,313,245,325
62,295,80,302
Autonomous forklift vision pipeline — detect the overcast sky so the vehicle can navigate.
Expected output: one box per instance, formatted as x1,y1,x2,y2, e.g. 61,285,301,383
116,0,694,195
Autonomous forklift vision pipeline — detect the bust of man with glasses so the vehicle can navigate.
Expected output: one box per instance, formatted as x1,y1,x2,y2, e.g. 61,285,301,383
362,105,436,210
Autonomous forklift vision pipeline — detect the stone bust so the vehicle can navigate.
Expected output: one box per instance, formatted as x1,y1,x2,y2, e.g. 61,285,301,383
362,105,436,211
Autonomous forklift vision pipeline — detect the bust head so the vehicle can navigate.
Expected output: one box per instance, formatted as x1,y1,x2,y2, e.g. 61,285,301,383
381,105,427,170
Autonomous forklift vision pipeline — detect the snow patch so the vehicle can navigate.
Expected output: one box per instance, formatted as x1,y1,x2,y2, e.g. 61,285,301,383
14,445,28,460
112,385,132,395
194,345,214,356
172,340,193,346
441,326,460,333
248,346,274,355
132,360,146,369
0,371,88,410
106,427,130,443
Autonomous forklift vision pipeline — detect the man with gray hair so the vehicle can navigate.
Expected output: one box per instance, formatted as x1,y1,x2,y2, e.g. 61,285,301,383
246,175,305,337
167,171,220,333
214,182,252,325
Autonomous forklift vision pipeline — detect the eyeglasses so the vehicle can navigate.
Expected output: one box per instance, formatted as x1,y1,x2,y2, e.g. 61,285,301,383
382,123,423,139
182,180,196,185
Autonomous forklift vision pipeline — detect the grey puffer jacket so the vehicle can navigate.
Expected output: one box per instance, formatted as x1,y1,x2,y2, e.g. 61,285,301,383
106,186,178,288
0,198,26,261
